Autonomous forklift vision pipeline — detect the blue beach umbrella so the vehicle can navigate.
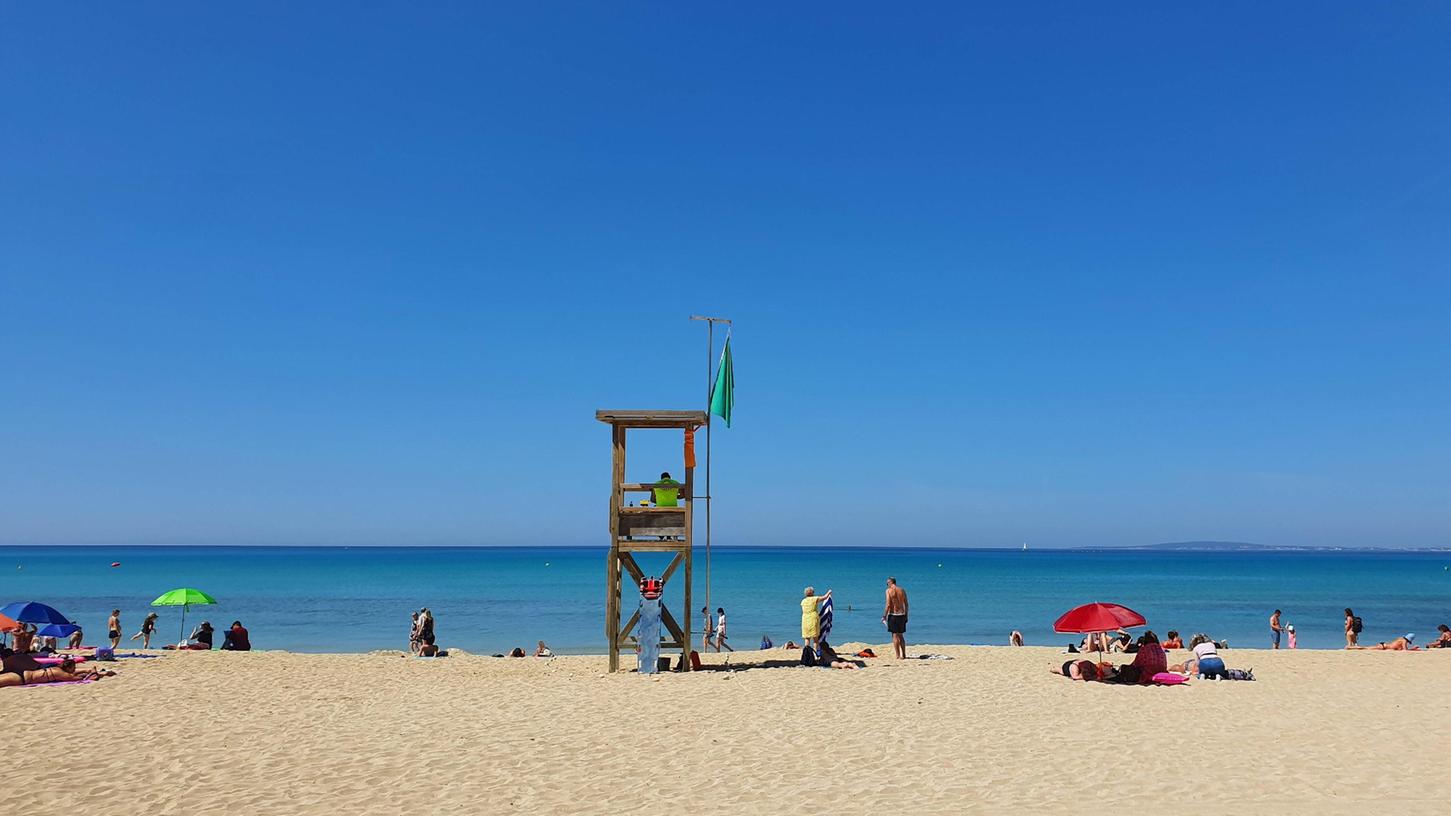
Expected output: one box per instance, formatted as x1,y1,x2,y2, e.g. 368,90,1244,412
0,601,70,626
35,622,80,639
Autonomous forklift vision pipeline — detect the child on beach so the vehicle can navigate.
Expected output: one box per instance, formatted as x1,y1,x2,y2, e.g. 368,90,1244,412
131,612,158,648
1287,624,1297,649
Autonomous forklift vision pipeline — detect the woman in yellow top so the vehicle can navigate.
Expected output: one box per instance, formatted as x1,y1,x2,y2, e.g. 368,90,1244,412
800,586,832,651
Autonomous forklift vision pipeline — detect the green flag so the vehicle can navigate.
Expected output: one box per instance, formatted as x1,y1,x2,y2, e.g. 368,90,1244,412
709,335,734,427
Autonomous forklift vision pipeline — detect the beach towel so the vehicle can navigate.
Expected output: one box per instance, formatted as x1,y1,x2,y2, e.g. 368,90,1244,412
819,595,833,640
18,677,96,689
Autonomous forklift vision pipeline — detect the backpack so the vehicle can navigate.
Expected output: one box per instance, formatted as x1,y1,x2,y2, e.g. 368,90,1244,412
1226,668,1256,681
1352,617,1363,634
800,646,817,667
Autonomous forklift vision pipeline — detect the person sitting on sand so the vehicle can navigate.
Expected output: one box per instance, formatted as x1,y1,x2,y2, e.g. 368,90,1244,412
131,612,159,648
0,654,115,687
12,625,36,654
1051,659,1104,681
1351,634,1418,651
534,640,554,657
418,634,441,657
221,621,251,651
165,621,214,650
1424,625,1451,649
784,640,799,650
1163,630,1183,649
1110,631,1138,654
1010,631,1024,647
1119,630,1167,684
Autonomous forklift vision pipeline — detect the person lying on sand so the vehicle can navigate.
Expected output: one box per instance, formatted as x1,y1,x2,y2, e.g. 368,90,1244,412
1350,634,1418,651
1050,659,1116,681
0,655,115,687
814,641,861,670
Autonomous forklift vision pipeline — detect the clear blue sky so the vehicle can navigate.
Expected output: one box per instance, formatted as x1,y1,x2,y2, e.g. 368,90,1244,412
3,4,1448,548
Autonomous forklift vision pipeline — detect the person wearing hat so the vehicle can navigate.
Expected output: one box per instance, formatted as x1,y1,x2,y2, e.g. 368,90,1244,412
1350,633,1417,650
131,612,159,649
1286,623,1297,650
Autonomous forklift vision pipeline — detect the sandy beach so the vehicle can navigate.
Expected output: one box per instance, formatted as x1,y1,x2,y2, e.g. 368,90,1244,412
11,645,1449,815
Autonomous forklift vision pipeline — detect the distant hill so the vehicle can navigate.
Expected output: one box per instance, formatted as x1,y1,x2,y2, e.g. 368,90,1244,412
1140,541,1267,551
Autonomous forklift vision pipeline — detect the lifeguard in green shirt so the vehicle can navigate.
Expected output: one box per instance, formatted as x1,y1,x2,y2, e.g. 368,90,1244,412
651,471,680,507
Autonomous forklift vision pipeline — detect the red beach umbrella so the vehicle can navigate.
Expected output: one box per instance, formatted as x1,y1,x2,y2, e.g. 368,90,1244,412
1054,602,1147,663
1054,602,1146,633
0,613,18,633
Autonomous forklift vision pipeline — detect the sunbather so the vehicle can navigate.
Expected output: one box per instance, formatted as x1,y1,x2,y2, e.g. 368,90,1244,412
0,655,114,687
1350,634,1417,650
1050,656,1102,676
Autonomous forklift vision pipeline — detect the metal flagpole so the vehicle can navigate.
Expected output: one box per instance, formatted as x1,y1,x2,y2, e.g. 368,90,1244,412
689,314,730,646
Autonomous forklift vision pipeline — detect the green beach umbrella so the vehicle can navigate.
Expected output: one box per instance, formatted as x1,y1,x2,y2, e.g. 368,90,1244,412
152,588,218,646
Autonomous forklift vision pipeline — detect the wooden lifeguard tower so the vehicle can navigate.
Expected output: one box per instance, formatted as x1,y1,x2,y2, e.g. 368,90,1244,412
597,409,706,672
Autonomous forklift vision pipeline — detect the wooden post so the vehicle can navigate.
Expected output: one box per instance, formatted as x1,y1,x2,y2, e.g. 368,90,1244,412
607,424,627,673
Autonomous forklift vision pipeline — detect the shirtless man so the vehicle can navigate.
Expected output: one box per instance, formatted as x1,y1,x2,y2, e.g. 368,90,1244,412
107,609,121,650
1269,609,1282,649
882,577,909,659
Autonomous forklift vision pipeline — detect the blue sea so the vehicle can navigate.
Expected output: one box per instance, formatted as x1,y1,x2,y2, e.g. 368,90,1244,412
3,546,1447,653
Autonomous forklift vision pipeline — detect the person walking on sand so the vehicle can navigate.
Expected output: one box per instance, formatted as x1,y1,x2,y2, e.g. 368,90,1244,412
701,606,715,651
131,612,159,649
1270,609,1283,649
800,587,831,653
107,609,121,650
882,577,908,659
714,607,734,652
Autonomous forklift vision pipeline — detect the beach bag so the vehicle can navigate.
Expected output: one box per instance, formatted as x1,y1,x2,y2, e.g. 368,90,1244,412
800,646,817,667
1352,617,1363,634
1226,668,1255,681
94,646,115,662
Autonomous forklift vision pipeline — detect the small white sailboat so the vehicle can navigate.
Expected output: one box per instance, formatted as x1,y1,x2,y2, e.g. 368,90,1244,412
1021,541,1029,552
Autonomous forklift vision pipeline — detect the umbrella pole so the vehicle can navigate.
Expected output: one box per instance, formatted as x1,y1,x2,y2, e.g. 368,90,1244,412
179,604,188,646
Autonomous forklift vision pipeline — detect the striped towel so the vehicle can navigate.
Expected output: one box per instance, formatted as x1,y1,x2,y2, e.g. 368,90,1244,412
819,595,834,640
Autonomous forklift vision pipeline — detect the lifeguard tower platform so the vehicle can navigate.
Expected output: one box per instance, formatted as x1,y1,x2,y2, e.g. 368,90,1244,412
596,409,706,672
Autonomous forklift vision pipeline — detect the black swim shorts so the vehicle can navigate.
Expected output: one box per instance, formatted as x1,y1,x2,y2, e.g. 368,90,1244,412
886,614,907,634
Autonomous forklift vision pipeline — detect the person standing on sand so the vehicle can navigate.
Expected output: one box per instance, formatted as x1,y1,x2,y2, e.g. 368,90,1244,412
882,577,908,659
1270,609,1282,649
701,606,714,651
714,607,734,652
131,612,158,649
1345,608,1358,648
801,587,831,653
107,610,121,650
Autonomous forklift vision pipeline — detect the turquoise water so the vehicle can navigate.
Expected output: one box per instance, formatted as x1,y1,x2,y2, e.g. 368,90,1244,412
2,546,1447,653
